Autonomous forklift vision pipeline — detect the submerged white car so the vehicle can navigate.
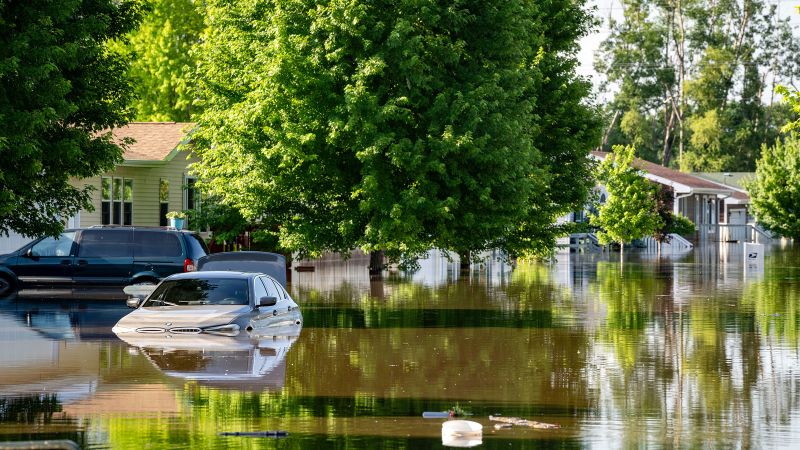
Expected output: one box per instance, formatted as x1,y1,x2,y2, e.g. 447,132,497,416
112,252,302,337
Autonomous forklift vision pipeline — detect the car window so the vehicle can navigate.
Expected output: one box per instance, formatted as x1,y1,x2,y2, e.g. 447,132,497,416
254,276,269,300
30,232,77,257
78,230,133,258
185,233,209,259
133,231,182,258
262,277,280,299
271,279,289,299
264,278,288,300
143,278,249,306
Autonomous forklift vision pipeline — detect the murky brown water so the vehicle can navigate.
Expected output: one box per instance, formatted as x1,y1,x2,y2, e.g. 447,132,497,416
1,244,800,449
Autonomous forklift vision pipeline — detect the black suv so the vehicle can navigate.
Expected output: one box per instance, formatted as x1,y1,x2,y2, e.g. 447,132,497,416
0,227,209,299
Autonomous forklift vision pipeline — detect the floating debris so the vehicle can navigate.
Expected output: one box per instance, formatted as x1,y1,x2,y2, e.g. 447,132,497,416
219,431,289,437
423,411,452,418
489,415,561,429
442,420,483,448
423,404,473,418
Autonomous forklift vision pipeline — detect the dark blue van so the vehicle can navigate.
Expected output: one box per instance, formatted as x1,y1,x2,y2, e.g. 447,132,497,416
0,227,209,299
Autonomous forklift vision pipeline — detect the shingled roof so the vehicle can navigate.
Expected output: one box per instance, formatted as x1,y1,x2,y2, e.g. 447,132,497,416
110,122,195,161
591,151,742,194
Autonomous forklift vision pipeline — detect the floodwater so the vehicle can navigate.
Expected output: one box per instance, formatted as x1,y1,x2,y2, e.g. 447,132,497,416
1,244,799,449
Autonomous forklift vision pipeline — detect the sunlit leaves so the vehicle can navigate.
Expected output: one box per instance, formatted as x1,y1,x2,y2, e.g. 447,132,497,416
192,0,599,260
590,145,663,247
0,1,143,237
744,134,800,239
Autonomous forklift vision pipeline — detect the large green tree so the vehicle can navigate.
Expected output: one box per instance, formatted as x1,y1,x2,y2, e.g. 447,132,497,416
590,145,663,253
0,0,144,238
192,0,600,261
595,0,798,171
744,134,800,239
112,0,204,121
777,85,800,132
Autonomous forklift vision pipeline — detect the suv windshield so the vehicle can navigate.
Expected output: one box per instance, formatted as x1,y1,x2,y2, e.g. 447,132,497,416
144,278,250,307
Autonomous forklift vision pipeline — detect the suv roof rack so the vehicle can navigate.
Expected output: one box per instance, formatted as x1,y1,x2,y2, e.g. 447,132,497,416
86,225,187,231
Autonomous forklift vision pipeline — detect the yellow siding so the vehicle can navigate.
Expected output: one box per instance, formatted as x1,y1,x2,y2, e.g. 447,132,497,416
70,149,199,227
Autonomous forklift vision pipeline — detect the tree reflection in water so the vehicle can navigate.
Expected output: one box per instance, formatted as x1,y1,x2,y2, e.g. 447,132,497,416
1,248,799,448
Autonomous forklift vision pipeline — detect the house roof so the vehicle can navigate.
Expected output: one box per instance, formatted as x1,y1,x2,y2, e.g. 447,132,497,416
111,122,195,162
590,151,753,204
694,172,753,191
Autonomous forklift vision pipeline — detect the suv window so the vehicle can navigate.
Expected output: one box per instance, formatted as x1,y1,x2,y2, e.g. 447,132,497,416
133,231,183,258
30,232,77,257
185,233,209,259
78,229,133,258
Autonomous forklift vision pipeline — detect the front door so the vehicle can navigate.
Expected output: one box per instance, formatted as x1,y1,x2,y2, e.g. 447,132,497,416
13,232,77,294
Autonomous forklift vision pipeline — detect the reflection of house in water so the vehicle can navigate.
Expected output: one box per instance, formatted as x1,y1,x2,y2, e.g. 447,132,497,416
551,244,757,312
294,249,513,297
0,302,182,418
0,314,99,400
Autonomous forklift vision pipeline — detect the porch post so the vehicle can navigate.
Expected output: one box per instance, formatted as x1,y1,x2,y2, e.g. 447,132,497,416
723,198,728,224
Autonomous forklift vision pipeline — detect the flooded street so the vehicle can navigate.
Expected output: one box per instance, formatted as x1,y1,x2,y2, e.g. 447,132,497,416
1,244,799,448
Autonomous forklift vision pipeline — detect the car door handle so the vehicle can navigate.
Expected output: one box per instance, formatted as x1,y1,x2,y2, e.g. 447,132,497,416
77,260,88,266
61,260,71,266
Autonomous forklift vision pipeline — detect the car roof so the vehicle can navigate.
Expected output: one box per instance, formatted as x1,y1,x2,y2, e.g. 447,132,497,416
64,226,198,233
165,271,268,281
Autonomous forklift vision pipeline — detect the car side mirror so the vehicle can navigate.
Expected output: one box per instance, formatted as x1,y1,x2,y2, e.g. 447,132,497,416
126,297,142,308
259,296,277,307
25,248,34,258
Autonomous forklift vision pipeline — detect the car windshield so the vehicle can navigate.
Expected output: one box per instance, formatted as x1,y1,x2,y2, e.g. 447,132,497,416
143,278,250,307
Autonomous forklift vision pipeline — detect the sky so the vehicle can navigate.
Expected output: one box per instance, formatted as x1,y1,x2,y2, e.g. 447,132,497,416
576,0,800,93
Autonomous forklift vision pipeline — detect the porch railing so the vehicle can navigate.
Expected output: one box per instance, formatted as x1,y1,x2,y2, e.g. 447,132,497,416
698,224,774,243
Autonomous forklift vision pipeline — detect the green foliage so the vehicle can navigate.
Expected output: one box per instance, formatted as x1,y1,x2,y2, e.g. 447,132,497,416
653,185,695,242
184,195,249,244
110,0,204,121
590,145,663,247
0,0,144,238
777,85,800,133
165,210,186,219
667,213,695,236
744,134,800,239
596,0,796,170
192,0,600,260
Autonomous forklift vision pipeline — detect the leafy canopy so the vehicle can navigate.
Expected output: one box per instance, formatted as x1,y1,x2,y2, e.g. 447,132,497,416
590,145,663,246
595,0,798,170
777,85,800,133
744,135,800,239
110,0,204,121
0,0,144,238
191,0,600,260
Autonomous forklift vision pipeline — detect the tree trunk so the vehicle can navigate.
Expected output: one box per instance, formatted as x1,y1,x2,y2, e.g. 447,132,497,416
459,250,471,273
368,250,384,280
662,107,676,166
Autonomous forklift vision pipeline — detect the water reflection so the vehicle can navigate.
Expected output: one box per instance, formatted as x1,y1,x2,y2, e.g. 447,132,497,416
0,245,798,448
118,330,300,391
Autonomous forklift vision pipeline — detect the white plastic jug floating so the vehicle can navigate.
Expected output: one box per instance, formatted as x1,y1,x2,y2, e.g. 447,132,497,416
442,420,482,448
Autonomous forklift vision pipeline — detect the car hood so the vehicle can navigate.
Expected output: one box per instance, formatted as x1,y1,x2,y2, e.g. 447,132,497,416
0,253,14,266
112,305,251,334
